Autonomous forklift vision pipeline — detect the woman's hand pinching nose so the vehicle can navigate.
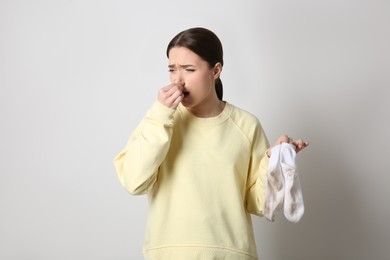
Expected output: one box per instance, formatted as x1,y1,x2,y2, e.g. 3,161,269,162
157,83,184,109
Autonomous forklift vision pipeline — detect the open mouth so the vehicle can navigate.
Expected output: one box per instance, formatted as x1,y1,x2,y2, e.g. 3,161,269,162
182,91,190,98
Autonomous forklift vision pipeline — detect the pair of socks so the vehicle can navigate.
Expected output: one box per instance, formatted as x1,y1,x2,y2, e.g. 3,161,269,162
263,143,304,223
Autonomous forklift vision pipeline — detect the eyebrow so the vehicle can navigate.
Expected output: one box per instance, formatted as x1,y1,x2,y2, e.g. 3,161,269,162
168,64,195,69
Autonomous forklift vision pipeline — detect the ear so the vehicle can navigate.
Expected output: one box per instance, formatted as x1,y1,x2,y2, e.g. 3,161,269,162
213,62,222,80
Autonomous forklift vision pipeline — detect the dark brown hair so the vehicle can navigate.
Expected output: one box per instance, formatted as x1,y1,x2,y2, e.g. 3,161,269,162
166,27,224,100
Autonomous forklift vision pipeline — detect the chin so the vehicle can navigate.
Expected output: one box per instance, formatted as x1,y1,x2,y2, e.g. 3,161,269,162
181,98,191,107
181,101,190,107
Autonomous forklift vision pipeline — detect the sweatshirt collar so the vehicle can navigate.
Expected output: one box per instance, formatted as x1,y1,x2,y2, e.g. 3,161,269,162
177,102,233,126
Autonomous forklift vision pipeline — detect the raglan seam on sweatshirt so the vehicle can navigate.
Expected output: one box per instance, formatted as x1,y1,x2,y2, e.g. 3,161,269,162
227,117,252,147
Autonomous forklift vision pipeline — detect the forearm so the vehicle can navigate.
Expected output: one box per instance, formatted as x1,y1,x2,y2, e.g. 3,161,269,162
113,101,176,195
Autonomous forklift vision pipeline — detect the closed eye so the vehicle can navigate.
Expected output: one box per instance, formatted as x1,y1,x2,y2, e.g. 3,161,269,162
168,67,177,73
168,65,176,72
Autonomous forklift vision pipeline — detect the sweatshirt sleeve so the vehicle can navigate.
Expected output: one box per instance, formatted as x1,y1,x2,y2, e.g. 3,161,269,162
113,101,176,195
245,121,270,216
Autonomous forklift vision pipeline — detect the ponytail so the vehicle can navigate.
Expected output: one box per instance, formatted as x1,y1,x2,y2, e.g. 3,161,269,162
215,78,223,101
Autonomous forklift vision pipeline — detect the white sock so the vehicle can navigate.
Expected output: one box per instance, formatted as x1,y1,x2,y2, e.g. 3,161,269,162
280,143,304,223
263,145,285,221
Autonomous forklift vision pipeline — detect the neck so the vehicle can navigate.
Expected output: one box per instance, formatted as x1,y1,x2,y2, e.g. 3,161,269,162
187,98,225,118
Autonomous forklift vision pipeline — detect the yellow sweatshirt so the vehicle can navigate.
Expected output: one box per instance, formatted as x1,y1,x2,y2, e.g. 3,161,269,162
114,101,270,260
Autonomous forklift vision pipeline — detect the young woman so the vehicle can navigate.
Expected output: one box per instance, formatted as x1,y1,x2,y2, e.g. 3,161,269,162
114,27,308,260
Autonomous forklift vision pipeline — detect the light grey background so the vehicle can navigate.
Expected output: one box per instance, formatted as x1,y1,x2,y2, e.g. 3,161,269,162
1,0,389,259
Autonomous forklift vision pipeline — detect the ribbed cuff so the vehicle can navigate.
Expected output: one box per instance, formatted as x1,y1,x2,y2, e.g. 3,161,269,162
148,101,176,125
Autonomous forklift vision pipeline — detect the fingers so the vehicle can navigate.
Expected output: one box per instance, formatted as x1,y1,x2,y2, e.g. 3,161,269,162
158,83,184,109
293,139,309,153
276,134,292,144
274,134,309,153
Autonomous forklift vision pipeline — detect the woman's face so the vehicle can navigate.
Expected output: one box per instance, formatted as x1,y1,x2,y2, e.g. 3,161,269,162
168,47,220,110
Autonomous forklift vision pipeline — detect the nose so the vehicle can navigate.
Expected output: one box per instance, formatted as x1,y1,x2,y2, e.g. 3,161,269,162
173,71,184,85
